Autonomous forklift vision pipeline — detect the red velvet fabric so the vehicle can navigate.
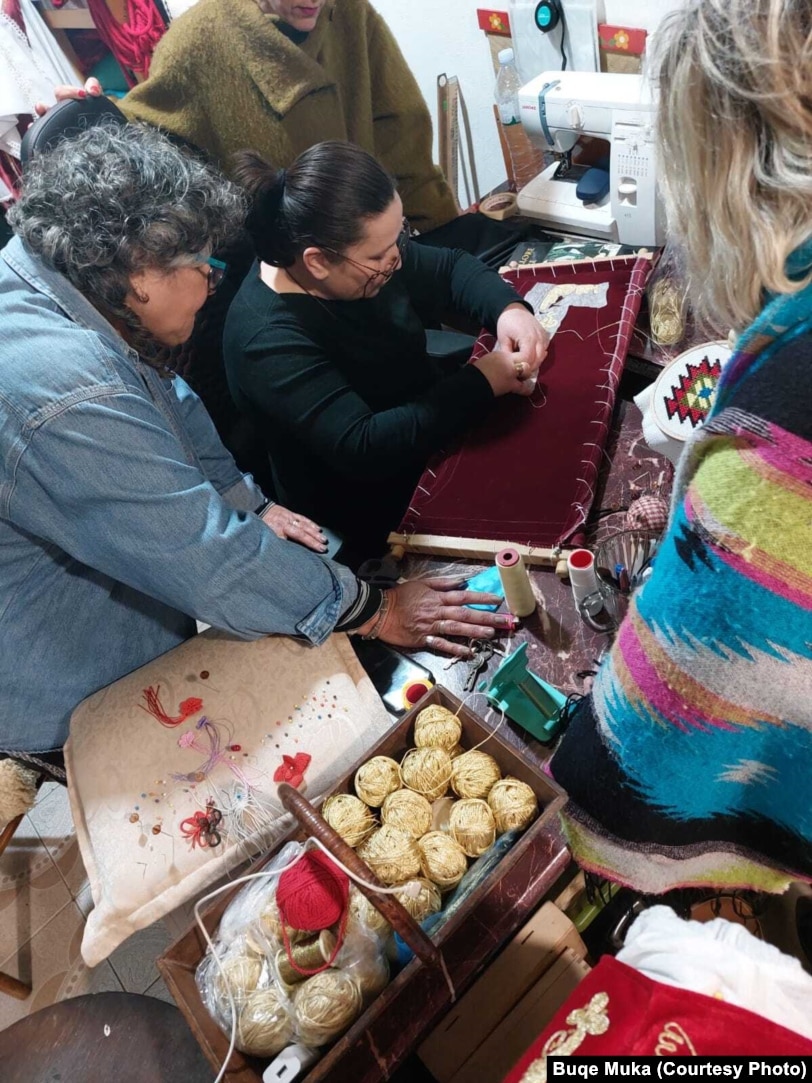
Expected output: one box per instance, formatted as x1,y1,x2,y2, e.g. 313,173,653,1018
397,257,652,548
502,956,812,1082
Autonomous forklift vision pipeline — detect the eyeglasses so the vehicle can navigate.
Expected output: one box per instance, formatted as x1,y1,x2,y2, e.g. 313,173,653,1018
193,255,228,294
320,219,410,297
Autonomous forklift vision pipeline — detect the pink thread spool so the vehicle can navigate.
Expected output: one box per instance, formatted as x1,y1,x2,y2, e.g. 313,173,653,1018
495,547,537,618
567,549,602,617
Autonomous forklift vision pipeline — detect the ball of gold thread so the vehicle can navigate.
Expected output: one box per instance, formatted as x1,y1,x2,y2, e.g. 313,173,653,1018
413,705,462,751
487,777,539,833
381,788,432,838
322,793,377,848
449,798,497,857
293,969,364,1047
354,756,401,807
451,749,502,799
394,877,442,922
648,277,685,347
417,831,468,891
213,953,263,1005
348,885,391,939
448,743,465,759
400,747,452,801
358,824,421,884
235,987,294,1057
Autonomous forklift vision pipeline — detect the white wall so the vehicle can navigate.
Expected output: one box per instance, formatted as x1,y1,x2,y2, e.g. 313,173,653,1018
370,0,505,200
370,0,687,200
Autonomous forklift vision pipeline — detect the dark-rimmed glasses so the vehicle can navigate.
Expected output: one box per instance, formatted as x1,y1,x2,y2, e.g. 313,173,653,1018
320,219,410,297
194,255,228,294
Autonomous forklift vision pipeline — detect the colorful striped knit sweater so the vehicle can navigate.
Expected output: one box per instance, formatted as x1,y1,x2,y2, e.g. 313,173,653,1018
550,299,812,893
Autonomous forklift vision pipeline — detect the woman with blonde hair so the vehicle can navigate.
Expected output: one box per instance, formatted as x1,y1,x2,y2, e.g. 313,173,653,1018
549,0,812,893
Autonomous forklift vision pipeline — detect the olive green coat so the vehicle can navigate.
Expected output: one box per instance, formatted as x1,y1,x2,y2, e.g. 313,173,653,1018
123,0,458,232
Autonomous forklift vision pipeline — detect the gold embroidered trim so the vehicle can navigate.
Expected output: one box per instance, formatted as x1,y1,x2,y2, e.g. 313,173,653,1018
519,992,610,1083
655,1021,697,1056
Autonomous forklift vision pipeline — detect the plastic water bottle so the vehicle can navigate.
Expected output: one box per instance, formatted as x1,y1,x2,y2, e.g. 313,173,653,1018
494,47,544,191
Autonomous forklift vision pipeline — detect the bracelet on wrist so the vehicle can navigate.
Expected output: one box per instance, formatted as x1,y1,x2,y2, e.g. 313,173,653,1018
361,590,392,640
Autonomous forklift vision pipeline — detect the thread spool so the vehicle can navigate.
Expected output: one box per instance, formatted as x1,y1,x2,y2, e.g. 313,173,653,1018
275,929,336,986
566,549,602,617
496,548,537,618
260,901,312,947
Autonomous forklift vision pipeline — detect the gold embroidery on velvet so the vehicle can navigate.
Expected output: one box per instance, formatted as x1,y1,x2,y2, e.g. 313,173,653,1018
519,993,610,1082
655,1021,697,1056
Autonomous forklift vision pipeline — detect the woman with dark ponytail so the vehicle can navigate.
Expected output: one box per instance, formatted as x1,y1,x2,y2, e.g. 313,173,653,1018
224,141,548,560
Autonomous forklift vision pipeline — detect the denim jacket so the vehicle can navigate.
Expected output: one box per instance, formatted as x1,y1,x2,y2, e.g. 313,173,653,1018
0,237,360,752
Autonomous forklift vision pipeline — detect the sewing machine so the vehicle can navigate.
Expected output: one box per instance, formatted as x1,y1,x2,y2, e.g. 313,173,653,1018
517,71,663,246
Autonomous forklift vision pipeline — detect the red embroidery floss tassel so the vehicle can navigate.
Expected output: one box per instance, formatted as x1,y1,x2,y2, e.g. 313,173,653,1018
138,685,203,727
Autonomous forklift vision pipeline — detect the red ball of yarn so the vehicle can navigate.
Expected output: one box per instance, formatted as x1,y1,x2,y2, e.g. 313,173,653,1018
276,849,349,932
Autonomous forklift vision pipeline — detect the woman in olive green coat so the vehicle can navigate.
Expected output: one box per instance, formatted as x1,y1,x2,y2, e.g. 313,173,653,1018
121,0,458,233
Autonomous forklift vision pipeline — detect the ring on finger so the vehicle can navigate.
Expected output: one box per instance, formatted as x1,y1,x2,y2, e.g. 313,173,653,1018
425,634,436,648
514,361,526,378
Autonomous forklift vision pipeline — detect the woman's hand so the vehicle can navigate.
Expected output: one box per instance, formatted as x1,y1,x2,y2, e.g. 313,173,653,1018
496,303,549,372
34,78,103,118
260,503,328,553
473,350,538,397
370,577,517,658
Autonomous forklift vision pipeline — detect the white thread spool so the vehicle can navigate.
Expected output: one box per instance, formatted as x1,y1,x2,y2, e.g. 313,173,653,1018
495,547,536,618
567,549,602,617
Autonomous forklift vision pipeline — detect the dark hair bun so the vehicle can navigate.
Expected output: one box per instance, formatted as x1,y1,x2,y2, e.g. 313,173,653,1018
232,150,294,265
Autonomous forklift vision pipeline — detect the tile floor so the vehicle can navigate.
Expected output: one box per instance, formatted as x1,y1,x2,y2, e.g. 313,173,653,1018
0,781,189,1032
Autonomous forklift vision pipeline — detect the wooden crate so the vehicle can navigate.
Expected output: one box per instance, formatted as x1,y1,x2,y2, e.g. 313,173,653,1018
158,686,569,1083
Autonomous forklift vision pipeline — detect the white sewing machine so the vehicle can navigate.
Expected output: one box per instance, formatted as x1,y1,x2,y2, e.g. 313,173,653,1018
517,71,664,247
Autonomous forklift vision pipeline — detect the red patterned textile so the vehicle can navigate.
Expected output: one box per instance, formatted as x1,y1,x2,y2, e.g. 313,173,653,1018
502,957,812,1082
396,257,652,549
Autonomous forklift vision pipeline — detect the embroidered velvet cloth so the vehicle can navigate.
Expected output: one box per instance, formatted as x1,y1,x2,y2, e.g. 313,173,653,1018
502,956,812,1082
395,257,652,549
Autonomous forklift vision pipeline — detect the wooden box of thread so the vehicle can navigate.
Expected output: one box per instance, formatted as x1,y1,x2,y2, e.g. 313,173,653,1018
158,686,568,1083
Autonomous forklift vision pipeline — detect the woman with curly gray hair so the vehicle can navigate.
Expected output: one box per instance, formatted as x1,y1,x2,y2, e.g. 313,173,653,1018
0,123,506,766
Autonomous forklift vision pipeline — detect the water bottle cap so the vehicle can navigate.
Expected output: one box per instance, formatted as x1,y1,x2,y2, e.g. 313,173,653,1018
498,47,515,66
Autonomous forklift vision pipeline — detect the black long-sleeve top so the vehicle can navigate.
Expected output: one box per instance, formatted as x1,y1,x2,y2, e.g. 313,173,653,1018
223,242,523,550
